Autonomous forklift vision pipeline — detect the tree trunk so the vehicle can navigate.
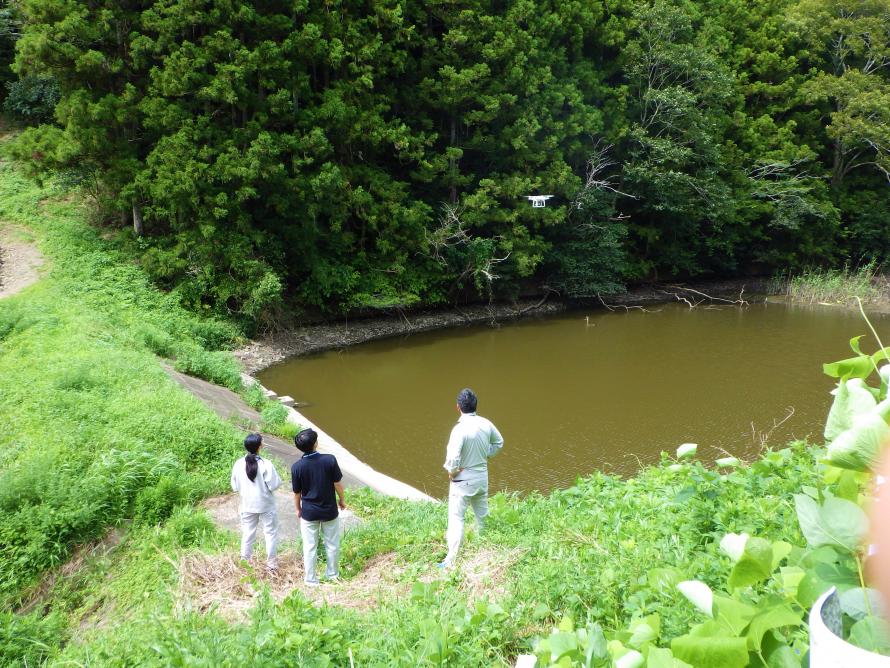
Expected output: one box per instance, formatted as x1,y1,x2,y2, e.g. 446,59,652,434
449,115,457,204
832,137,844,189
132,203,144,237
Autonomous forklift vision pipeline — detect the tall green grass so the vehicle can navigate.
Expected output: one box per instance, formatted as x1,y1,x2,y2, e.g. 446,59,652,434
0,161,245,608
775,263,883,306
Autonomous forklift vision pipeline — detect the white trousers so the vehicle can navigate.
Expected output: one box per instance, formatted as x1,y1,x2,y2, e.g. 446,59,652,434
300,517,341,583
240,509,279,568
444,472,488,567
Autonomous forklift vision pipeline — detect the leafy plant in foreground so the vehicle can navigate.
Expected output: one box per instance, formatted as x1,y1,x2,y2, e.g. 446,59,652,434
534,329,890,666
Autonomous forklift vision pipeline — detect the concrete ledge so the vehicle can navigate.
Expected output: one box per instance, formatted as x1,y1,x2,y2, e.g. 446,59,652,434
278,395,295,407
243,374,436,503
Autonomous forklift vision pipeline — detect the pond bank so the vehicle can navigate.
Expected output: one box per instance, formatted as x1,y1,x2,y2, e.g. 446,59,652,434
235,278,770,373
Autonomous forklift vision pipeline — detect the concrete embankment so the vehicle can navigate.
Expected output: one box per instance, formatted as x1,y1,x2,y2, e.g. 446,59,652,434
165,365,435,502
241,373,436,502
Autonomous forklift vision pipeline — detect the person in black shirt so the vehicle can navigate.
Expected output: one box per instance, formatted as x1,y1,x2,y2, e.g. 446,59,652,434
292,428,346,585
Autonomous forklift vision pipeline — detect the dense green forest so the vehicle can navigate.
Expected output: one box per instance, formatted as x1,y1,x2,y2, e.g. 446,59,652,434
4,0,890,326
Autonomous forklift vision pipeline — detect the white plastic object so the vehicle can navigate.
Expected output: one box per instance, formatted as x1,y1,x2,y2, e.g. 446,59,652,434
809,587,890,667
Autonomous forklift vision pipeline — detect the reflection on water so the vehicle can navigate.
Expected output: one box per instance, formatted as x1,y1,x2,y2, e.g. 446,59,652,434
258,302,889,496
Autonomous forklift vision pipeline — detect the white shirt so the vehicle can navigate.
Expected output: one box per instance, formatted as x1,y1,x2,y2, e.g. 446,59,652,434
443,412,504,477
230,456,282,513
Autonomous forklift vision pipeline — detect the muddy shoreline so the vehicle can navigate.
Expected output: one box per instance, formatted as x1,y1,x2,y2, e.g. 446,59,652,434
234,278,771,373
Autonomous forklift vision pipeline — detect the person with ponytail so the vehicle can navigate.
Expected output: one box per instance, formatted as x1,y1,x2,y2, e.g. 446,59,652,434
230,433,283,571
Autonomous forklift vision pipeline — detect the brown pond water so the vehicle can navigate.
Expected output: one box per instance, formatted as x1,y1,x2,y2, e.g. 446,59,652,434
258,301,890,497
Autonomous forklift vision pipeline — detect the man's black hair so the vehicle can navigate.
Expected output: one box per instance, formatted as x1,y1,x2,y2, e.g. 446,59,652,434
457,388,477,413
294,428,318,453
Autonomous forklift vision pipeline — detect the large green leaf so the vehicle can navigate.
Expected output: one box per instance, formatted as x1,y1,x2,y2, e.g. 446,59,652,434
793,494,868,552
771,541,793,570
677,443,698,459
614,649,644,668
824,378,877,441
778,566,806,599
823,355,874,380
729,537,774,589
850,335,867,355
671,622,749,668
677,581,714,617
848,615,890,655
766,646,802,668
745,605,802,651
627,615,660,649
713,596,756,636
839,587,885,621
719,533,749,563
812,560,860,589
646,647,693,668
872,347,890,366
585,623,608,663
547,631,579,662
796,572,832,608
826,409,890,471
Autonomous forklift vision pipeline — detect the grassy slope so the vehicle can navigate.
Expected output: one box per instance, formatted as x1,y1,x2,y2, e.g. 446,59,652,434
0,161,823,666
0,161,245,647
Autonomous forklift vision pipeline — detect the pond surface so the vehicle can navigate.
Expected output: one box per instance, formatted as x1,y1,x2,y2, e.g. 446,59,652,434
258,301,889,497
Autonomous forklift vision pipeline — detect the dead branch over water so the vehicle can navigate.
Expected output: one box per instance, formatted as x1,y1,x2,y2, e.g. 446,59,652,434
659,285,750,309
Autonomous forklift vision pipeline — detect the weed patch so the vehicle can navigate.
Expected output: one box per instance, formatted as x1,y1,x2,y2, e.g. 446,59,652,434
775,264,884,306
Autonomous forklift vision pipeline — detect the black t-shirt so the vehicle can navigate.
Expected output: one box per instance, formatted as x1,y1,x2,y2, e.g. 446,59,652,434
291,452,342,522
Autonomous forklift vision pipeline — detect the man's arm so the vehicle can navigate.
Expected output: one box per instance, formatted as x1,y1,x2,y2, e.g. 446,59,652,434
488,422,504,458
293,492,302,519
334,481,346,510
443,425,464,478
265,462,283,492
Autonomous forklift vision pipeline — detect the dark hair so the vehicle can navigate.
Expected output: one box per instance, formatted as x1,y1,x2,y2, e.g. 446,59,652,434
457,388,477,413
244,433,262,482
294,428,318,453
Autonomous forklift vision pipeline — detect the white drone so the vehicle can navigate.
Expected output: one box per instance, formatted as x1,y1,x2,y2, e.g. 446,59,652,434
525,195,554,208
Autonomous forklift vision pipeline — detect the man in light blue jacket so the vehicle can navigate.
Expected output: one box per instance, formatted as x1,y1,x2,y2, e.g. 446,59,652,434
440,388,504,569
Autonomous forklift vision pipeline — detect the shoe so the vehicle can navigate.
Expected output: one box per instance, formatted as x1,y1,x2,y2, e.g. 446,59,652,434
437,561,451,570
304,580,320,588
324,575,341,584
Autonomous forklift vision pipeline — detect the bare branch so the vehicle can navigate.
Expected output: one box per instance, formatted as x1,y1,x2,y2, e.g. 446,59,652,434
751,406,796,450
664,284,750,306
573,141,637,209
597,293,661,313
424,203,470,264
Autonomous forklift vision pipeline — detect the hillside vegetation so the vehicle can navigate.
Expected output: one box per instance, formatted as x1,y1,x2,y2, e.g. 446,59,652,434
4,157,881,668
5,0,890,324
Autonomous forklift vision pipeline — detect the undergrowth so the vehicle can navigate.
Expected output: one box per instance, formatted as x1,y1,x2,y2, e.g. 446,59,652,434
774,264,883,306
0,160,246,608
9,445,820,667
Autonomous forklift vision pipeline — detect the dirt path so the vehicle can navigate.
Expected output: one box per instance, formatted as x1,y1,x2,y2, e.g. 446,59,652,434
0,225,44,299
